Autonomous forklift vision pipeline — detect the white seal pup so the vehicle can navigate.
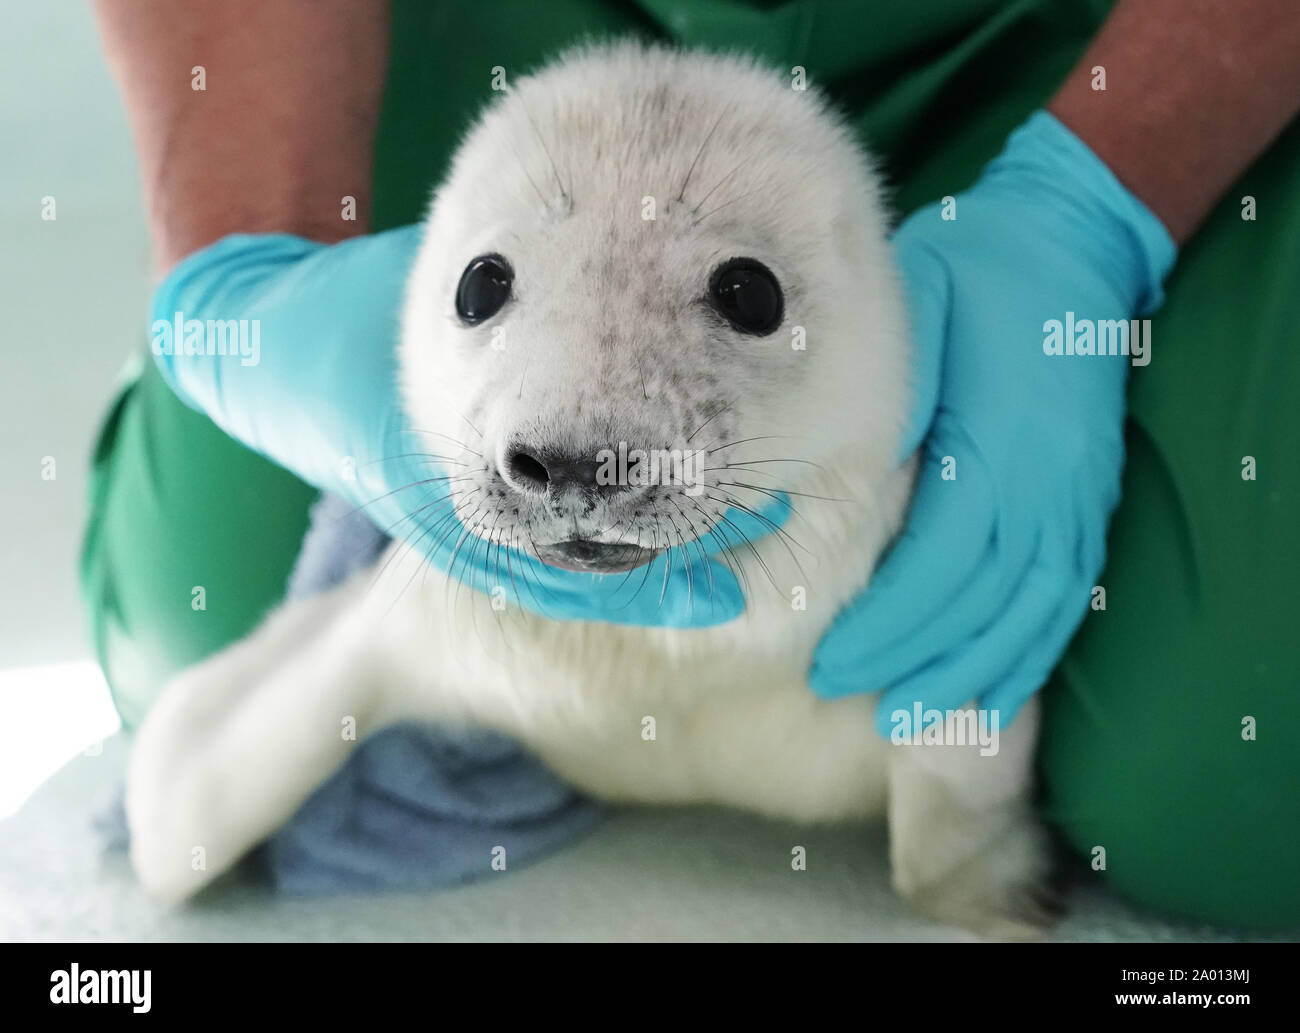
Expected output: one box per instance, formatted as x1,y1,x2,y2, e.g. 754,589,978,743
126,42,1056,937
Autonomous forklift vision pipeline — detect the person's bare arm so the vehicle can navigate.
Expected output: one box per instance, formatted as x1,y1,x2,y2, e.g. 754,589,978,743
93,0,390,273
1050,0,1300,244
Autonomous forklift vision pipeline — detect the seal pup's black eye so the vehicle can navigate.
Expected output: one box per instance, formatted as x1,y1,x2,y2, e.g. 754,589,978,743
707,257,784,336
456,254,514,325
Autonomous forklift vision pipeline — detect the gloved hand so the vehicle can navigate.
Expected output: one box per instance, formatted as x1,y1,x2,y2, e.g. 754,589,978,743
149,227,787,627
809,111,1177,736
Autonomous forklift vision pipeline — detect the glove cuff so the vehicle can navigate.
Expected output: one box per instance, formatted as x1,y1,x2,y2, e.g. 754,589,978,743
148,233,325,406
983,110,1178,316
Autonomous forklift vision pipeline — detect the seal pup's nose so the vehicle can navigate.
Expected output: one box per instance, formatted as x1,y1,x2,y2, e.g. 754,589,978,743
502,446,624,498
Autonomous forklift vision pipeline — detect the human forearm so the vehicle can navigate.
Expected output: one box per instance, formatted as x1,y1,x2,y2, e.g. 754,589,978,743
1050,0,1300,244
93,0,390,272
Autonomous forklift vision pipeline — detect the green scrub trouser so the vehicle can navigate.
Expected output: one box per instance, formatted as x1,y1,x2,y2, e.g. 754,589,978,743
80,0,1300,930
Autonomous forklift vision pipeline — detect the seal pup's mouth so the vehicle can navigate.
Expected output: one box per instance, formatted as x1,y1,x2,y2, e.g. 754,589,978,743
534,539,662,573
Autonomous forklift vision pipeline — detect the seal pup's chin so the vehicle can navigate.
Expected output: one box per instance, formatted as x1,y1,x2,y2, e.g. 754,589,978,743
533,539,662,573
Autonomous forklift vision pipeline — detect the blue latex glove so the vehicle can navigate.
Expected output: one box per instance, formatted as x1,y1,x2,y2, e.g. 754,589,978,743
149,228,787,627
810,111,1177,736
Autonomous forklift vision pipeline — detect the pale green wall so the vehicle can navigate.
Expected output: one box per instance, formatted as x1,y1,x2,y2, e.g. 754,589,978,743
0,1,150,666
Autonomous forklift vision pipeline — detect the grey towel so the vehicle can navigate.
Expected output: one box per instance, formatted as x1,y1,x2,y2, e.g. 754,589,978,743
259,494,601,893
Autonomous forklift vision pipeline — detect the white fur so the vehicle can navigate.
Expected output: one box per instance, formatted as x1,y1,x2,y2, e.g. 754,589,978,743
127,44,1054,938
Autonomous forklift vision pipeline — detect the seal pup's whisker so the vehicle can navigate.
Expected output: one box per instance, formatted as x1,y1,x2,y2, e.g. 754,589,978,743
689,155,748,216
443,503,490,616
699,432,790,455
402,425,485,457
675,100,735,204
660,506,695,612
459,508,505,644
666,493,717,607
685,401,731,444
657,523,675,607
347,476,477,571
492,121,552,213
447,408,485,443
367,481,469,544
717,477,849,504
705,489,812,585
505,523,547,614
711,527,753,602
372,495,466,615
691,186,764,228
707,485,812,551
714,510,782,595
367,452,469,468
510,89,574,213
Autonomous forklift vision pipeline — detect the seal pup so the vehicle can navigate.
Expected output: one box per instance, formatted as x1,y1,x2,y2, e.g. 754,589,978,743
126,42,1055,938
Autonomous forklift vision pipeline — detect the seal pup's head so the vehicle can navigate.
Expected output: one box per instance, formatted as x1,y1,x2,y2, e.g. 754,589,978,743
402,42,907,575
